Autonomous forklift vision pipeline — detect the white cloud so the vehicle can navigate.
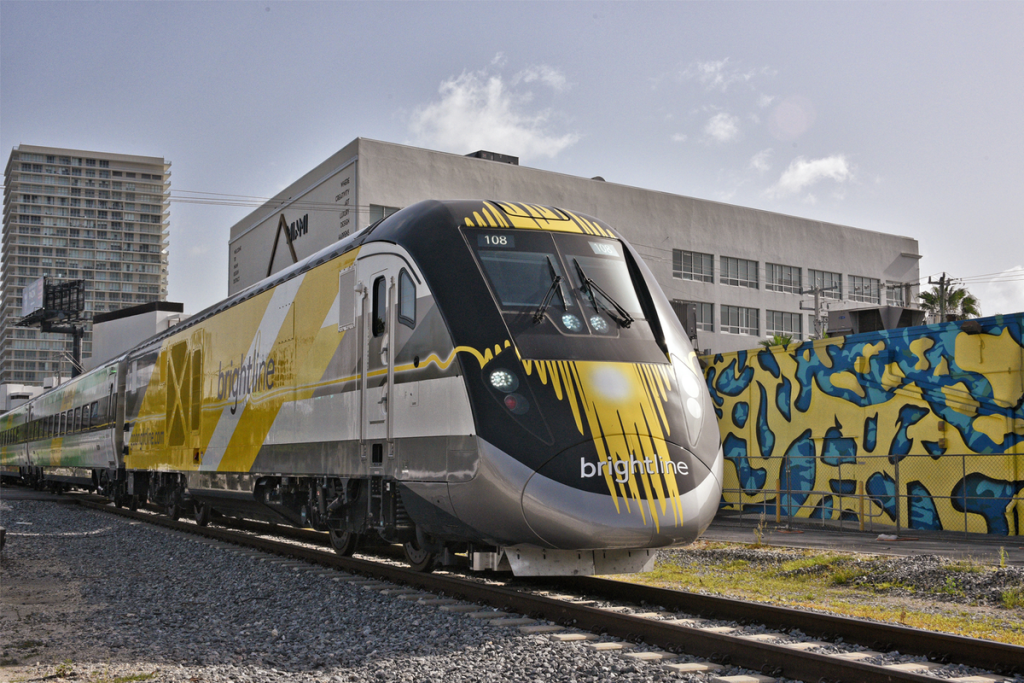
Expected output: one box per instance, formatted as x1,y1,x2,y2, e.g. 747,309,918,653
671,133,688,143
704,112,740,143
757,94,775,108
409,66,579,161
972,266,1024,315
514,65,569,92
681,58,775,92
767,155,853,197
748,149,773,173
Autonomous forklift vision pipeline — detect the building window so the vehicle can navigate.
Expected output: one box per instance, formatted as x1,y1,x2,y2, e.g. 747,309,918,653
672,250,714,283
369,204,400,224
766,310,803,339
721,256,759,288
722,305,759,336
765,263,802,294
809,269,842,300
849,276,880,304
886,282,906,306
693,302,713,331
672,300,714,332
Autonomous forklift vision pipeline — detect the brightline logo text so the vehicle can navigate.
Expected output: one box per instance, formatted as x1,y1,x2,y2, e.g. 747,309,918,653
580,456,688,484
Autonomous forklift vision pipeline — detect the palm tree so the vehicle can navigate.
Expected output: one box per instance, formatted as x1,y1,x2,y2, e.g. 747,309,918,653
759,334,793,349
919,284,981,321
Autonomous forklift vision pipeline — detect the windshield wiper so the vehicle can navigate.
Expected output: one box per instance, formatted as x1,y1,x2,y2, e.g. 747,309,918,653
533,257,568,324
573,259,634,328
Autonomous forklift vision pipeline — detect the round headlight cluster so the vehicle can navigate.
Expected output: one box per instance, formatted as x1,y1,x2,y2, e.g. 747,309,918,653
589,315,609,333
562,314,583,332
489,369,519,392
488,368,529,415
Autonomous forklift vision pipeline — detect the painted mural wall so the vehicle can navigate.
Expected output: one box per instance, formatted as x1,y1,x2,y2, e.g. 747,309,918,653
704,313,1024,536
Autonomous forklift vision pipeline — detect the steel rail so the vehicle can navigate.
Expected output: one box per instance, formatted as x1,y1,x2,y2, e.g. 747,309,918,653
557,576,1024,676
192,510,1024,676
75,499,1013,683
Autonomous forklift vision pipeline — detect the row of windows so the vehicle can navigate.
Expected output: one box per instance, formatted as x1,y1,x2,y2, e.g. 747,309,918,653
12,173,164,192
14,153,163,177
0,398,112,446
679,300,805,339
672,249,905,306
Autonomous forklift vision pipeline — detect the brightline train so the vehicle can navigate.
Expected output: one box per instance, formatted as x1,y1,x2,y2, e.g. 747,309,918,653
0,200,723,576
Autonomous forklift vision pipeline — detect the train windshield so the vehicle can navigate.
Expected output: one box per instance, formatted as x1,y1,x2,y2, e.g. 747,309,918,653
465,228,664,362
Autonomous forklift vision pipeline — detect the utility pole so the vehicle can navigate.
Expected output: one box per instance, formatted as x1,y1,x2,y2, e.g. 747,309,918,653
800,284,839,339
928,272,949,322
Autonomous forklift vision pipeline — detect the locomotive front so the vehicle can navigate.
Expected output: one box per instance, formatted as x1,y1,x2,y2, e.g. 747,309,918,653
398,201,723,574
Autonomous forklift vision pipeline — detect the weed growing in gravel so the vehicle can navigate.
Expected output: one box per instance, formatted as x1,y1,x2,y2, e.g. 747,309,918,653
1000,587,1024,609
92,673,158,683
625,541,1024,645
54,659,74,678
937,576,963,597
947,559,984,573
829,566,865,585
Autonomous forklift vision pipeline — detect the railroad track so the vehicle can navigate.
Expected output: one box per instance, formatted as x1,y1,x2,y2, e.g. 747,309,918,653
75,496,1022,683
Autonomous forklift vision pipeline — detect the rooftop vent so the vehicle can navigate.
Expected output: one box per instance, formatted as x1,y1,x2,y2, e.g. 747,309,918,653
466,150,519,165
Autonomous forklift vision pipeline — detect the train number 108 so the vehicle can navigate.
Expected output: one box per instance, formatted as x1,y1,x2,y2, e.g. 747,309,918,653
478,233,515,248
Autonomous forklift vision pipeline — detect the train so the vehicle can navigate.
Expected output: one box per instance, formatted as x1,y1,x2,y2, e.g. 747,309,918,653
0,200,723,576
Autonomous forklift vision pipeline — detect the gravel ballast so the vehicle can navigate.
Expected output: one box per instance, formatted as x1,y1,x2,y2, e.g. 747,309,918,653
2,495,1021,683
1,497,784,683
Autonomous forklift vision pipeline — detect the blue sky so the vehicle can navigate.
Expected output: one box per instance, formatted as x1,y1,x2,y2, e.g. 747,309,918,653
2,1,1022,315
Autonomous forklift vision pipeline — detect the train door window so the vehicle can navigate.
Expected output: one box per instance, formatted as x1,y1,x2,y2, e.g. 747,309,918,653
372,276,387,337
90,401,99,427
74,407,82,432
338,267,356,332
398,269,416,328
190,349,202,432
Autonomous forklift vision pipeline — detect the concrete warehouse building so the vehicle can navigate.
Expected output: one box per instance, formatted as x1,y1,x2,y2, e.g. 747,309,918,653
1,145,170,384
228,138,921,354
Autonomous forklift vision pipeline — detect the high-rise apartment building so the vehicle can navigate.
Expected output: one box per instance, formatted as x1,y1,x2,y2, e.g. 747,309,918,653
1,145,170,384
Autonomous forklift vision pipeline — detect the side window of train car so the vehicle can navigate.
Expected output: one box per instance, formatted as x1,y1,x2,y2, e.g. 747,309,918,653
90,401,100,427
372,276,387,337
74,407,82,432
59,412,66,435
398,269,416,329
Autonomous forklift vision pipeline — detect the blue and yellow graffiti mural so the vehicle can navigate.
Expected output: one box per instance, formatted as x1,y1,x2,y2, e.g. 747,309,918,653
705,313,1024,535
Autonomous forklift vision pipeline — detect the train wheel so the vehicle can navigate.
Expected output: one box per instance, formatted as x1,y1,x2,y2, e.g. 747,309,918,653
403,539,436,573
166,498,182,521
329,529,359,557
193,502,211,527
128,495,139,511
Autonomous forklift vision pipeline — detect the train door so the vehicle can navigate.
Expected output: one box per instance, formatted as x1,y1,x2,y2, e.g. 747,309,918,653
357,252,401,470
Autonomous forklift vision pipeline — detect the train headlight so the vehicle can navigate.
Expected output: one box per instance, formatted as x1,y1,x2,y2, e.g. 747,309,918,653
561,314,582,332
489,369,519,393
672,353,705,444
589,316,609,333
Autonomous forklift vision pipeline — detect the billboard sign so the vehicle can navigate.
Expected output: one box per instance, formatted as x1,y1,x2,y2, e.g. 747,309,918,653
21,277,45,317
